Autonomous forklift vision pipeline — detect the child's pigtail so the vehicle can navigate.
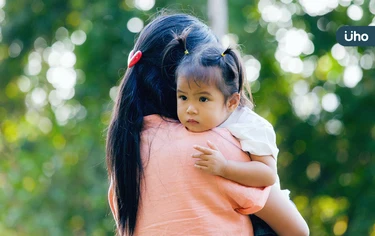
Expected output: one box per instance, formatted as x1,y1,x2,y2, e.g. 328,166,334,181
221,48,231,58
222,47,254,108
223,48,243,92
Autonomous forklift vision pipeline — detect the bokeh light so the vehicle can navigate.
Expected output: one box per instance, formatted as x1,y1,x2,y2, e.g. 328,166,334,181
38,117,53,134
9,40,22,58
343,65,362,88
339,0,352,7
370,0,375,14
109,86,119,102
322,93,340,112
347,4,363,21
17,76,31,93
25,52,42,76
127,17,144,33
275,28,314,74
325,119,343,135
306,162,321,181
47,68,77,90
55,27,69,41
360,53,374,69
293,80,309,96
34,37,48,51
135,0,155,11
331,44,346,61
70,30,87,45
278,28,314,57
0,0,5,9
299,0,339,16
333,218,348,235
291,92,321,120
0,9,5,24
244,56,261,82
221,33,239,48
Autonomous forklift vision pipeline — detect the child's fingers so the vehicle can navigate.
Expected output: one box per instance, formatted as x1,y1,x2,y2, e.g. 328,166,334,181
192,153,210,160
191,153,201,158
207,140,219,151
193,145,213,154
194,163,208,170
194,160,207,166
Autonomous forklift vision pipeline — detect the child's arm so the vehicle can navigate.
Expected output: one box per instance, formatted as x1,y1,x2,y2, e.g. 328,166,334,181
254,185,310,236
193,141,309,235
193,140,277,187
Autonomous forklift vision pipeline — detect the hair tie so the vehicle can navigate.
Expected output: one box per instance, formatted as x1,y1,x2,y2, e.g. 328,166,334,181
221,52,225,57
184,49,189,55
128,50,143,68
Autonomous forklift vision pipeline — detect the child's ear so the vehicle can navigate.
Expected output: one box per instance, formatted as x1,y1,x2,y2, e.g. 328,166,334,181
227,93,240,112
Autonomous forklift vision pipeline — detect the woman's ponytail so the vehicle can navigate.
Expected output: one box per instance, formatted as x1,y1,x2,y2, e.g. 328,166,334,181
106,67,144,235
162,27,193,80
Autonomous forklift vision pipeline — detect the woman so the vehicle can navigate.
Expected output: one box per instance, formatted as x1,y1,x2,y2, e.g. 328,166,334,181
106,13,309,236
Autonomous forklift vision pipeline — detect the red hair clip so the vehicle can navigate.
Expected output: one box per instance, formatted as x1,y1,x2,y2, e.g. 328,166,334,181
128,50,142,68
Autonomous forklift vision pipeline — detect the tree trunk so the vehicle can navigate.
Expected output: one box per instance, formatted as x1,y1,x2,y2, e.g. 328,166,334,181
207,0,228,42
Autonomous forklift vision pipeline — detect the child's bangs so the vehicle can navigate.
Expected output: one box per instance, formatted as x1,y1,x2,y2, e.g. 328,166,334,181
178,64,222,87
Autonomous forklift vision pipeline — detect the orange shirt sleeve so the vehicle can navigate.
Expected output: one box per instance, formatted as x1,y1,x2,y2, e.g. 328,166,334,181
216,176,271,215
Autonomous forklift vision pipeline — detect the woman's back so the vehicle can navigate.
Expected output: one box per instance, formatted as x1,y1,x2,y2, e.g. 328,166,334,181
136,115,270,235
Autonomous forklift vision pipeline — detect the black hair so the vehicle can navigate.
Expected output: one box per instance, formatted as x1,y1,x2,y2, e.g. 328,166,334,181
106,13,217,236
175,43,254,107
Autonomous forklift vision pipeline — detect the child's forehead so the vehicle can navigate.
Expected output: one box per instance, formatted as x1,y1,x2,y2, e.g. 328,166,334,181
178,77,213,89
178,63,221,76
177,77,221,96
177,65,222,87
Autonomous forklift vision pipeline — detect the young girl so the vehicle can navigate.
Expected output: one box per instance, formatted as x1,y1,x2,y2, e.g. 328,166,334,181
165,38,308,235
174,42,283,189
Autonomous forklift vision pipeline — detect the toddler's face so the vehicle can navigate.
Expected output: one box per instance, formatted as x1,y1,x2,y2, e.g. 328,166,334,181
176,77,233,132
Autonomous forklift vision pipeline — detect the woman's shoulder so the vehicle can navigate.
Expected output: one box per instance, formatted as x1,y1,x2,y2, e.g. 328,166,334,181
143,115,241,149
143,115,234,136
143,115,180,129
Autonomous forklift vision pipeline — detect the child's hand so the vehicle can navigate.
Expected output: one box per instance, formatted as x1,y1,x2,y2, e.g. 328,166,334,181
192,140,228,176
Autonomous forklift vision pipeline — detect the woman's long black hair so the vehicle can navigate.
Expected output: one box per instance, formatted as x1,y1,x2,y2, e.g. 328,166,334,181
106,13,217,235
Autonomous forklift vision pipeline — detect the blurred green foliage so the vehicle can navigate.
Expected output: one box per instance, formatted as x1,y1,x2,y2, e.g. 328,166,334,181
0,0,374,235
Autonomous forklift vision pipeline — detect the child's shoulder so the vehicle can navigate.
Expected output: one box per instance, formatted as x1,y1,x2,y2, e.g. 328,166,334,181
236,106,273,128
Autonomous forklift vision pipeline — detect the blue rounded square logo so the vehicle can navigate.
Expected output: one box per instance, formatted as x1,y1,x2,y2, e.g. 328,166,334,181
336,26,375,46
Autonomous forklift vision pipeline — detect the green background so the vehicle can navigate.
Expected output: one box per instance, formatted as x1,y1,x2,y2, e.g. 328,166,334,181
1,0,374,235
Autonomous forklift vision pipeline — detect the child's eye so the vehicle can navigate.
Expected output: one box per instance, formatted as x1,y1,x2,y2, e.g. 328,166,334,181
178,95,187,101
199,97,208,102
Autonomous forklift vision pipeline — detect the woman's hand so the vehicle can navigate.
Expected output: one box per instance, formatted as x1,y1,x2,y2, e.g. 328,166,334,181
192,140,228,176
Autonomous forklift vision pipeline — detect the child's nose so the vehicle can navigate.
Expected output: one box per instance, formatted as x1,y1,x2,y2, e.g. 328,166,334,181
186,105,197,114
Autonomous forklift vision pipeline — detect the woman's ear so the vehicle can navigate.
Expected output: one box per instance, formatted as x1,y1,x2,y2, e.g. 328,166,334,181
227,93,240,112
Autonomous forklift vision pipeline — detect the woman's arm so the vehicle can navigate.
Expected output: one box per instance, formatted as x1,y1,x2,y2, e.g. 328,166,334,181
255,185,310,236
193,141,277,187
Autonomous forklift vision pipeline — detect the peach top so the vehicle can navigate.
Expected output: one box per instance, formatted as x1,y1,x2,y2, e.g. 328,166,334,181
134,115,270,235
